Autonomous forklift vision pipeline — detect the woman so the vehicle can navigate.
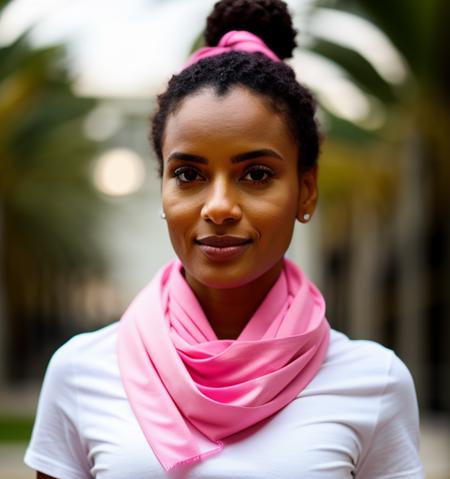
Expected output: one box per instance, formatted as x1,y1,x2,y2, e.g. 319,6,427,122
25,0,424,477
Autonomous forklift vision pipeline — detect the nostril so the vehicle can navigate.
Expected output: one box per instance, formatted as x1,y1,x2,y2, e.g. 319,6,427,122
200,202,242,224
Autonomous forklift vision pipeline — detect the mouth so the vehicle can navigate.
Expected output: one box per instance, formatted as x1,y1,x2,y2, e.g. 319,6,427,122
195,235,252,262
195,235,251,247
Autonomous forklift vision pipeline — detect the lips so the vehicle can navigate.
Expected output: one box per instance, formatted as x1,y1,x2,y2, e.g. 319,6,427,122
195,235,252,261
196,235,251,247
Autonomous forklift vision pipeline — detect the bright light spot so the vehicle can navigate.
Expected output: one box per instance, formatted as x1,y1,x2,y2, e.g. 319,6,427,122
94,148,145,196
309,8,409,84
84,104,123,141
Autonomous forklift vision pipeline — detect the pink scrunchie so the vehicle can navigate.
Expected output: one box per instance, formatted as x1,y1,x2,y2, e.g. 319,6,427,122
183,30,280,69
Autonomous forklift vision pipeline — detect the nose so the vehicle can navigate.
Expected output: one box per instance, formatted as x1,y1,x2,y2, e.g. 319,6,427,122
200,177,242,224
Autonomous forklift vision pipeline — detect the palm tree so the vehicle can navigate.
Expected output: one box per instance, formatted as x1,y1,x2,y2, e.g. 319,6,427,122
0,18,106,382
303,0,450,412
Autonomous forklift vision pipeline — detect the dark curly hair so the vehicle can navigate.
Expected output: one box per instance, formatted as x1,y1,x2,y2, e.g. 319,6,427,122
205,0,297,60
151,0,320,177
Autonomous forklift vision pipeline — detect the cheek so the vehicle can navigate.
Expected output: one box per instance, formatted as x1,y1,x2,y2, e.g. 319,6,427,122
162,188,198,247
162,181,191,218
248,194,297,243
250,179,298,225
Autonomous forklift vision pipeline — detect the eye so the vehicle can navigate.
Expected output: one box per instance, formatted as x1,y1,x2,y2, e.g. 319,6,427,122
173,166,204,184
241,165,275,184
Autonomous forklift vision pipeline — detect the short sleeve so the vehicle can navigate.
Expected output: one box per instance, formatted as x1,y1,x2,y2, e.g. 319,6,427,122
355,353,424,478
24,339,92,479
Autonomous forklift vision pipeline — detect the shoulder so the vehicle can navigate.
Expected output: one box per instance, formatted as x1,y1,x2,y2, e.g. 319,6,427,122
55,321,119,357
302,329,420,441
306,329,405,397
23,326,120,478
327,328,394,366
329,329,416,394
44,322,119,392
317,331,422,477
33,320,121,419
327,330,420,423
51,322,118,366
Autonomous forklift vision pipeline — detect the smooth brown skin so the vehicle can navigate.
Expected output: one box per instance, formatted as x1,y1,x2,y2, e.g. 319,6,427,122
162,86,318,339
35,86,318,477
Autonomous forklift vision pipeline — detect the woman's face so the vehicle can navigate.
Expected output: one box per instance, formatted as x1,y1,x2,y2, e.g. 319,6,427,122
161,86,317,290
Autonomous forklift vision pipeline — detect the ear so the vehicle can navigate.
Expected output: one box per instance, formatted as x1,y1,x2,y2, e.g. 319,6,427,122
296,166,318,222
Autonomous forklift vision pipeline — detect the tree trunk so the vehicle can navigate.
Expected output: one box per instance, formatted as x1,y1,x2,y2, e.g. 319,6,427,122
395,132,428,406
0,202,8,385
348,201,382,342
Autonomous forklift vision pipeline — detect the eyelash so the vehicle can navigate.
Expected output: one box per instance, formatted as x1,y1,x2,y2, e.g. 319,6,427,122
242,165,275,184
172,165,275,185
173,166,205,184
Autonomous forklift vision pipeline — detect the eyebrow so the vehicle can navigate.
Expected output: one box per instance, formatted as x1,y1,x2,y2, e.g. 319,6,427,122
167,149,283,164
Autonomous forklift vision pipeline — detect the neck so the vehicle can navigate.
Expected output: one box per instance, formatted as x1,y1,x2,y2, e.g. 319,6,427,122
185,262,283,339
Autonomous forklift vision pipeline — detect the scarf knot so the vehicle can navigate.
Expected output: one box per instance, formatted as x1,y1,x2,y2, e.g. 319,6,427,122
117,259,329,471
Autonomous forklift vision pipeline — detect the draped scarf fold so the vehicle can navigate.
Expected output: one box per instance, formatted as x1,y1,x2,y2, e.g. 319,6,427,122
117,259,330,471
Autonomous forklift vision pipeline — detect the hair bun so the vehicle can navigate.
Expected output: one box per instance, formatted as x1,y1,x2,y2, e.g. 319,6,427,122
205,0,297,60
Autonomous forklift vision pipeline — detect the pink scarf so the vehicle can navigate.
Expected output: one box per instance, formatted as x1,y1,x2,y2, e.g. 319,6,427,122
183,30,280,69
117,259,329,471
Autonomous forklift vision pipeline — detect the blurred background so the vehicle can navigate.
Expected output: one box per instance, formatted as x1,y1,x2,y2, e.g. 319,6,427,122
0,0,448,477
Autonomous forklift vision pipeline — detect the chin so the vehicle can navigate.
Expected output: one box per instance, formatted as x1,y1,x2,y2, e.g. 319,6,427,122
184,258,282,291
197,274,255,290
190,267,255,290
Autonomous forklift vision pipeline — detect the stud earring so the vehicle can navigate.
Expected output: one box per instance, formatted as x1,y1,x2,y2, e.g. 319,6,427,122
303,213,311,222
160,210,166,220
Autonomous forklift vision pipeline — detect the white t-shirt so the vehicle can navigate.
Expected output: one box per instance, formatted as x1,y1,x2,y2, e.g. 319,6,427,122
24,323,424,478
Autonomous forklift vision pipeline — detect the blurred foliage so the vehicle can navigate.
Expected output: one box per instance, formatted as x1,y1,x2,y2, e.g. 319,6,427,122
0,416,33,442
313,0,450,216
0,37,102,267
313,0,450,131
314,0,450,411
0,2,106,380
326,0,449,90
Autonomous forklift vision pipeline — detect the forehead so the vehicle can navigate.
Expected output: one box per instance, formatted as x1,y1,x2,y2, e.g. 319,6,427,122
162,87,296,155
